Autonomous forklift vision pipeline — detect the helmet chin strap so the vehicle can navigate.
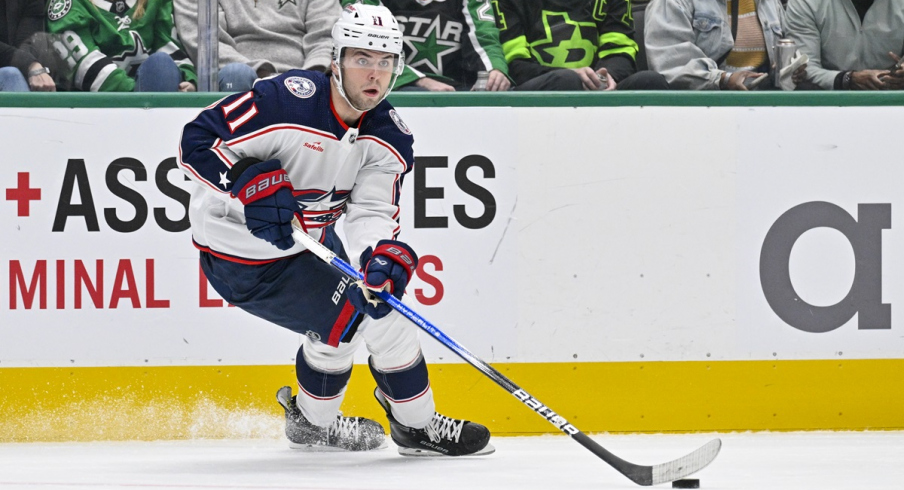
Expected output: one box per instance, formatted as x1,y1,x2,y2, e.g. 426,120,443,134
331,68,366,114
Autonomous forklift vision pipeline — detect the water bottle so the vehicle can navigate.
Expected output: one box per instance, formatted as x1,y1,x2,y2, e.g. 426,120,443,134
472,71,489,91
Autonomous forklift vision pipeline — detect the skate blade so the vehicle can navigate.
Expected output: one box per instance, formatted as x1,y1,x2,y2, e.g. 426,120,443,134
397,442,495,457
288,439,389,452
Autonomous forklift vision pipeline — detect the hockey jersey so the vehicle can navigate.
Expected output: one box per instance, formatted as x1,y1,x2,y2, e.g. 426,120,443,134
495,0,638,84
179,71,415,265
343,0,509,88
46,0,196,91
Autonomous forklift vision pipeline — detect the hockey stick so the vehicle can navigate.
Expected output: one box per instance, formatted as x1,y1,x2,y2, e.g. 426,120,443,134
291,218,721,486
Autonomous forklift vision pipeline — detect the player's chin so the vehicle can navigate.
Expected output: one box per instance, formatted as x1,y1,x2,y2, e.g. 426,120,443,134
356,91,384,109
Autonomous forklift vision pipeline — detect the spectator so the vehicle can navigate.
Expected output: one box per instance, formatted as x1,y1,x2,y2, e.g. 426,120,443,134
786,0,904,90
1,0,55,92
173,0,339,92
341,0,510,92
494,0,668,91
46,0,196,92
645,0,796,90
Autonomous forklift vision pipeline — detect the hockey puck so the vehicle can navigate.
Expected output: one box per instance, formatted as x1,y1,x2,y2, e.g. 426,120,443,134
672,479,700,489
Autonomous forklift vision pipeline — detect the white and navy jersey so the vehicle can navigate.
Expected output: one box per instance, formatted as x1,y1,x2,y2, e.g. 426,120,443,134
178,70,415,265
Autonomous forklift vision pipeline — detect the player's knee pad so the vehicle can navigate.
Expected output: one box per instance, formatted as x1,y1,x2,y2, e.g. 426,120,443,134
361,312,422,371
301,333,361,373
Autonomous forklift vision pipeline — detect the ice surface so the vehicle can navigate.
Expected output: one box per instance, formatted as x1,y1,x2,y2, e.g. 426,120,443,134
0,431,901,489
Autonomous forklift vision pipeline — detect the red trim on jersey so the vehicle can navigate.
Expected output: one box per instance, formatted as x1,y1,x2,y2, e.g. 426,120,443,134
178,141,228,194
357,135,408,171
378,384,431,404
227,124,338,146
227,103,259,133
194,241,289,265
211,138,237,168
327,300,358,347
192,237,330,265
221,91,254,117
392,174,402,208
329,94,350,131
328,88,369,132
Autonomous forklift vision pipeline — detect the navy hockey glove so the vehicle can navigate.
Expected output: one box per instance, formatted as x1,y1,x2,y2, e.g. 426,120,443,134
347,240,419,319
230,158,303,251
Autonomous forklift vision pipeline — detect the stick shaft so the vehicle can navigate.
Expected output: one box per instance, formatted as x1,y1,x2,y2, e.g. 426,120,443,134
290,221,718,485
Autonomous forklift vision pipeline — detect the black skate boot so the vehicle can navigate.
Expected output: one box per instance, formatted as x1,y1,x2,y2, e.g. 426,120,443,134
276,386,386,451
374,388,494,456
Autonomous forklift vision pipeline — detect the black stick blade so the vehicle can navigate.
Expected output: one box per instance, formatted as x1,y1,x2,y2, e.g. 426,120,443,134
649,438,722,486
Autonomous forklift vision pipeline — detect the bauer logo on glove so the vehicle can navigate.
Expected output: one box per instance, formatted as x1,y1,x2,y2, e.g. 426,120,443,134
240,171,293,202
347,240,418,319
230,158,303,251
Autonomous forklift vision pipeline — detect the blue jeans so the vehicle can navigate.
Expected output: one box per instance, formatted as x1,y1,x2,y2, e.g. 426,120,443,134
0,66,29,92
135,52,182,92
218,62,257,92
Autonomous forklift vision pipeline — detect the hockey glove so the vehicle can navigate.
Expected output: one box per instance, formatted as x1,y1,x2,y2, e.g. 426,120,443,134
231,158,302,251
347,240,419,319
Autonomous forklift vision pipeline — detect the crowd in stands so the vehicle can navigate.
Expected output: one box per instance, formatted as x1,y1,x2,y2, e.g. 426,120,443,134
2,0,902,93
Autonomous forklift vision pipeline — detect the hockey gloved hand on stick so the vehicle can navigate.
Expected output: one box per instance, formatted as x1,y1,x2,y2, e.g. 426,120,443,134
231,158,302,251
347,240,418,319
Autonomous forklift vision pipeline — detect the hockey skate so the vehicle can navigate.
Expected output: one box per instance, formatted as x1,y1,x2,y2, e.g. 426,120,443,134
374,388,494,457
276,386,387,451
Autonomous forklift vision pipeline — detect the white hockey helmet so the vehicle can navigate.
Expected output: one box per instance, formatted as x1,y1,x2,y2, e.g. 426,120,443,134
331,4,405,110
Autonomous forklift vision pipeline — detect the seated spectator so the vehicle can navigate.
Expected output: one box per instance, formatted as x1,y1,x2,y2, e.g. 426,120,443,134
46,0,196,92
495,0,668,91
342,0,510,92
786,0,904,90
174,0,338,92
645,0,800,90
1,0,55,92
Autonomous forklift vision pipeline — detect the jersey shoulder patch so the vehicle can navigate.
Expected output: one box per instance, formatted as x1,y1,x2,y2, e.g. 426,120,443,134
388,109,412,135
284,76,317,99
361,102,415,171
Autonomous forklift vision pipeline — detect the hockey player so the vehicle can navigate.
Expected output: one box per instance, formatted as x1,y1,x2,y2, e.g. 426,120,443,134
178,4,492,457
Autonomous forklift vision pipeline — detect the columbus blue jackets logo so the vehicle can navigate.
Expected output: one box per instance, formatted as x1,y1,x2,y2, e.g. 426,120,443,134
284,77,316,99
296,187,351,229
47,0,72,20
389,110,411,135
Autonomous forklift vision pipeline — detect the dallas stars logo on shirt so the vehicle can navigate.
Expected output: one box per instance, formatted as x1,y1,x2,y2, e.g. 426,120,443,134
402,17,461,75
531,11,598,68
